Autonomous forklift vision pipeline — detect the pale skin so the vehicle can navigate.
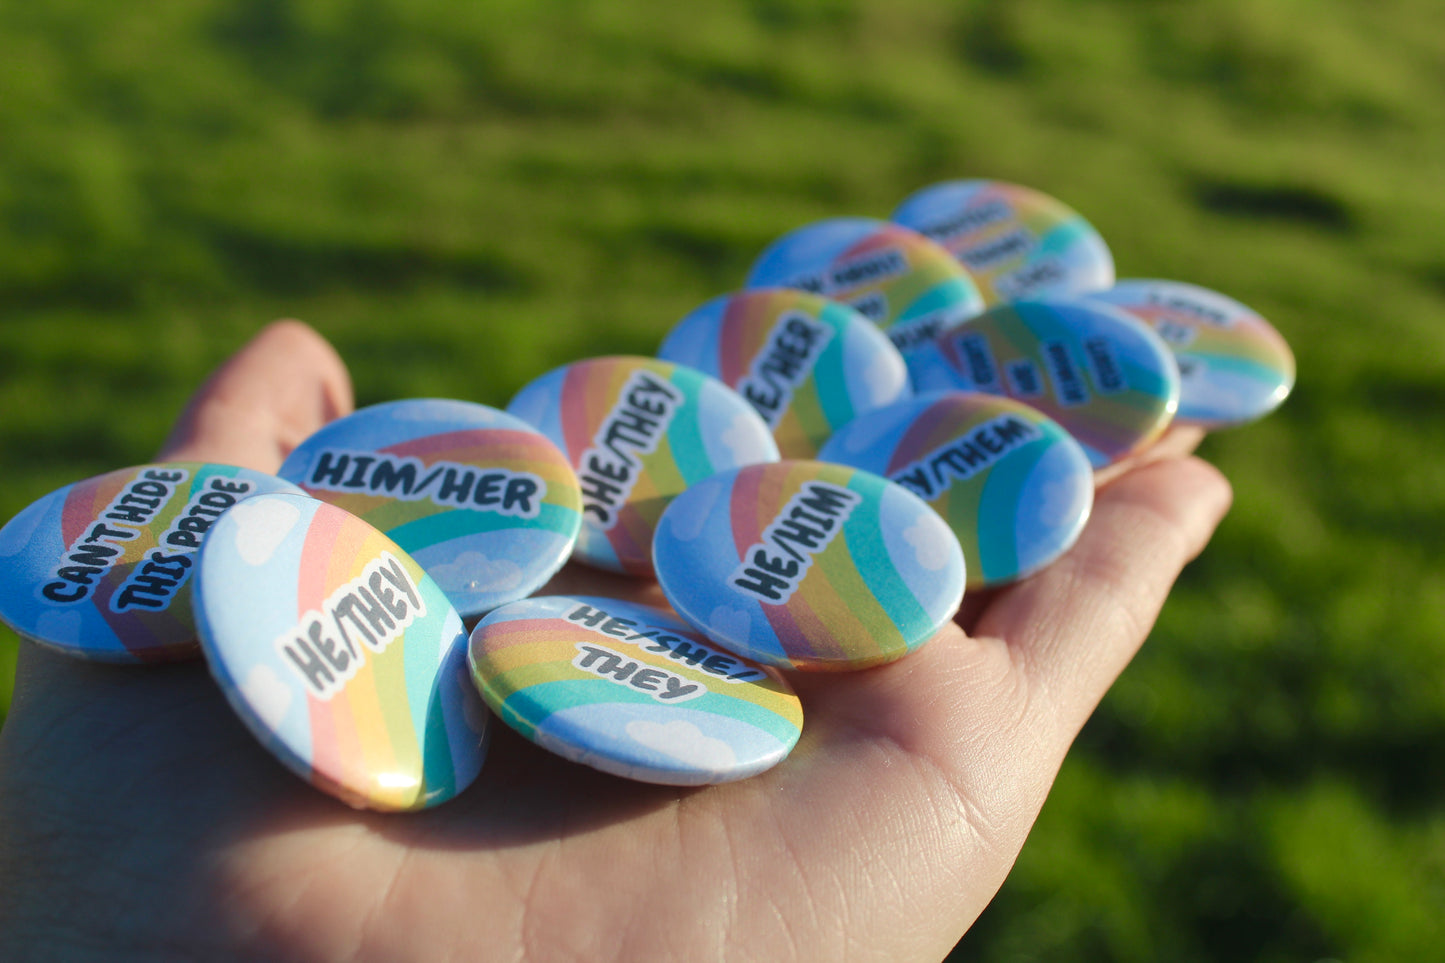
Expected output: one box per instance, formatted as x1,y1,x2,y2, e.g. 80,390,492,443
0,321,1232,962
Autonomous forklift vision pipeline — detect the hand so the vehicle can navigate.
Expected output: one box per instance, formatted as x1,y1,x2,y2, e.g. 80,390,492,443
0,322,1231,962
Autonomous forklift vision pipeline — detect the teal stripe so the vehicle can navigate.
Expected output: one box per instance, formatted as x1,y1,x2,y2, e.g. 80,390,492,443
670,370,715,486
975,439,1049,580
813,305,857,429
1014,301,1078,345
503,677,801,745
412,585,460,799
1037,217,1092,257
387,502,578,551
419,682,458,799
1112,356,1172,406
897,278,976,321
844,475,935,641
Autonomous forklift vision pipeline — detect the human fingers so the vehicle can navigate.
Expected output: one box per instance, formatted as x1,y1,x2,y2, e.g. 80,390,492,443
972,453,1232,742
158,320,353,471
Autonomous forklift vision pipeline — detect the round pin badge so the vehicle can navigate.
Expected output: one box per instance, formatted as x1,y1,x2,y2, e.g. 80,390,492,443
1087,279,1295,427
653,460,964,671
0,463,304,663
657,288,912,458
817,392,1093,588
908,300,1180,468
469,595,803,785
193,493,488,811
892,180,1115,305
506,356,779,577
744,217,986,358
276,399,582,619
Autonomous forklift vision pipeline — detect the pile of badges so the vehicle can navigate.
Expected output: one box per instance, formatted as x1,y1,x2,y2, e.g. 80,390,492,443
0,179,1294,809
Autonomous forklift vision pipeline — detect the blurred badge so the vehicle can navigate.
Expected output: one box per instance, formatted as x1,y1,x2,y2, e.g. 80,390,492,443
653,460,964,671
892,180,1115,305
1088,279,1295,427
506,356,778,577
744,217,986,357
469,595,802,785
278,398,581,619
194,493,488,811
658,288,912,458
818,392,1093,588
908,300,1180,468
0,463,302,663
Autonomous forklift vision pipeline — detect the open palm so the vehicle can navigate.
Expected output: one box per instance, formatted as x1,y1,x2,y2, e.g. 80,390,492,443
0,322,1231,962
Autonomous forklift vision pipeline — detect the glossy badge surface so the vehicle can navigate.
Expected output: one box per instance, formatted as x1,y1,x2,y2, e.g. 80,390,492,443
818,393,1093,588
277,399,581,619
470,596,802,785
194,493,488,811
653,461,964,671
658,288,912,458
892,180,1115,305
909,300,1180,468
1088,279,1295,427
744,218,985,357
507,356,779,577
0,463,302,663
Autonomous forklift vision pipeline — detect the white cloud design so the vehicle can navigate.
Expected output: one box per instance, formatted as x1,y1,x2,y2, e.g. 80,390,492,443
1034,477,1090,528
393,399,498,424
426,551,523,594
35,609,83,645
860,351,904,405
0,498,49,558
664,480,720,542
719,412,771,463
506,387,551,429
242,664,294,731
903,517,952,571
708,604,751,645
626,719,737,771
229,497,303,566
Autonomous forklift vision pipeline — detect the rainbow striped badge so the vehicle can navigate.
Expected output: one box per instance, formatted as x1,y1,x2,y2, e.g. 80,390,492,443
507,356,779,577
892,180,1115,306
819,392,1093,588
745,217,986,358
0,463,304,663
194,494,488,811
654,460,965,671
908,299,1181,468
470,595,802,785
659,288,912,458
1088,279,1295,428
279,398,581,618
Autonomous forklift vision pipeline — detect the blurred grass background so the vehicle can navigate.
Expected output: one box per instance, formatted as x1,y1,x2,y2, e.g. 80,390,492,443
2,0,1444,958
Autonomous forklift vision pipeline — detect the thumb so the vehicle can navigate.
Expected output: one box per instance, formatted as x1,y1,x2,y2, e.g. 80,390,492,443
158,320,353,471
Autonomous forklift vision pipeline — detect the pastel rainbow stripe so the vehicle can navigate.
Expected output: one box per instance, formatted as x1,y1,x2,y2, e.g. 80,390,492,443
909,301,1180,468
1089,279,1295,427
470,596,802,784
892,180,1115,305
507,356,778,576
277,399,582,617
0,463,302,663
744,217,985,356
195,495,486,811
658,288,912,457
653,461,964,670
818,393,1093,588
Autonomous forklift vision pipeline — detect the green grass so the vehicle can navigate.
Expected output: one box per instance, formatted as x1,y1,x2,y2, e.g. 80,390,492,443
3,0,1445,957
